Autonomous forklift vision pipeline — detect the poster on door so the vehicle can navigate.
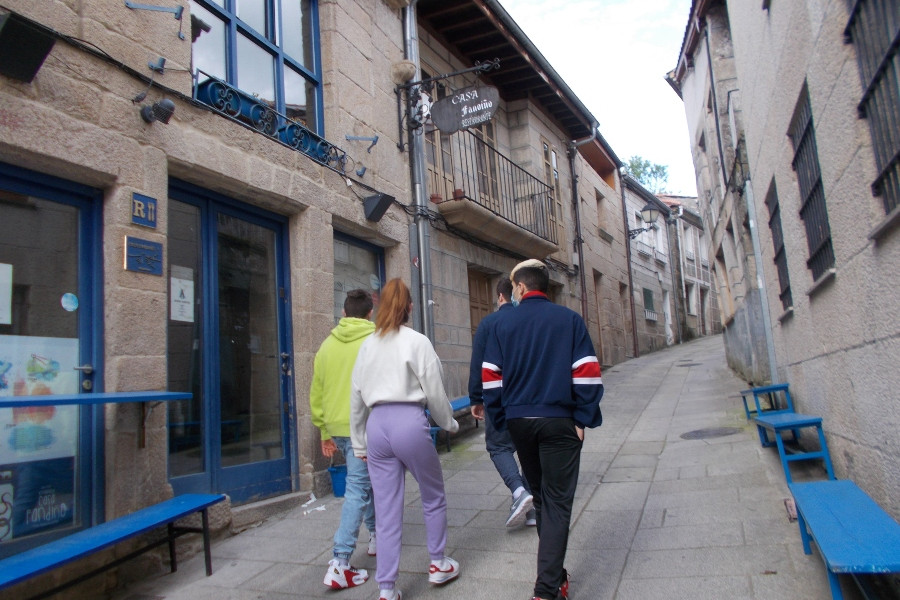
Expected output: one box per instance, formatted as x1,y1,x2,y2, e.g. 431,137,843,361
0,335,79,464
0,336,79,543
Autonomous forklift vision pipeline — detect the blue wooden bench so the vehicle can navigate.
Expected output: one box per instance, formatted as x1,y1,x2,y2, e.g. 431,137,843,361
740,383,795,420
0,493,226,600
754,412,835,483
788,480,900,600
428,396,473,451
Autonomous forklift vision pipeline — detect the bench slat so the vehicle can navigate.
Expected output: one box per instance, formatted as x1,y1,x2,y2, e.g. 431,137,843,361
789,481,900,573
0,493,225,589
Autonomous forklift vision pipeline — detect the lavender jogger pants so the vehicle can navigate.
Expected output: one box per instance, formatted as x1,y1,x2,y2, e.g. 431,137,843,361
365,403,449,590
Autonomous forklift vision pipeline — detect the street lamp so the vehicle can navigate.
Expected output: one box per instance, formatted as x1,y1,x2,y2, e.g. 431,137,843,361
628,202,660,239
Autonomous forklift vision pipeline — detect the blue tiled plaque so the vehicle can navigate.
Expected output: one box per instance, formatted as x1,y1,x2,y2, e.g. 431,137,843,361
124,236,163,275
131,192,157,228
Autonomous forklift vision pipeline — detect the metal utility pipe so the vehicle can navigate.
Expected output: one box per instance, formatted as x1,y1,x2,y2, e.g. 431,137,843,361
705,29,729,187
620,174,640,358
665,213,684,344
403,1,434,340
567,124,598,320
743,181,779,383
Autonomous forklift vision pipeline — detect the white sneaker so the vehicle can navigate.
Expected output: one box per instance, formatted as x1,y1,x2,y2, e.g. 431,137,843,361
378,589,402,600
367,532,376,556
323,558,368,589
428,556,460,585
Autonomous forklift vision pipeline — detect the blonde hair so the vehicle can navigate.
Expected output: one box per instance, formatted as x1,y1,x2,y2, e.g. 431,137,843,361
374,278,412,334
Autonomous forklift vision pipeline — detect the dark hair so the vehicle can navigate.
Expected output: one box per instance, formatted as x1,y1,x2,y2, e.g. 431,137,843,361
375,278,412,334
343,289,373,318
512,264,549,294
496,277,513,300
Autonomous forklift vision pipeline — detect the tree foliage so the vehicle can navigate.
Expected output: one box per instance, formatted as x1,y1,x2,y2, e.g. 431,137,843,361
624,155,669,193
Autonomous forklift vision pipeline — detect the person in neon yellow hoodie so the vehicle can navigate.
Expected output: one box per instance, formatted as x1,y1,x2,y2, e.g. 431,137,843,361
311,289,377,590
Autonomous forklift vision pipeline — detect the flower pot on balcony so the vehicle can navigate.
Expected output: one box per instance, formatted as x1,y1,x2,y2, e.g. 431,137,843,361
429,193,443,203
452,188,465,200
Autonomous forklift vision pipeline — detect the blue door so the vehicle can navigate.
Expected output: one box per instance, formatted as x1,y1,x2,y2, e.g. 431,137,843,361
0,163,102,556
166,181,294,503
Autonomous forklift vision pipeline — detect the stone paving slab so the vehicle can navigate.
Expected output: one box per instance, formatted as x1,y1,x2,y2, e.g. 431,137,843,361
114,336,845,600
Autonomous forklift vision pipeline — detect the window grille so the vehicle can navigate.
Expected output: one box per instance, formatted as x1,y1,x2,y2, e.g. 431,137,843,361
845,0,900,214
788,85,835,281
765,181,793,311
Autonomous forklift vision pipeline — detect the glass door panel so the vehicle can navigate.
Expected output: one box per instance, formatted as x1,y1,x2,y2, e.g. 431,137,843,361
167,202,204,477
217,213,283,466
0,170,97,556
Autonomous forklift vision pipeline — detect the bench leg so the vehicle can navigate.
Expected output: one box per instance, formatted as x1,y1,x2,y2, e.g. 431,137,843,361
202,508,213,576
815,425,836,480
168,522,178,572
795,509,812,555
757,424,774,447
774,430,793,483
826,569,845,600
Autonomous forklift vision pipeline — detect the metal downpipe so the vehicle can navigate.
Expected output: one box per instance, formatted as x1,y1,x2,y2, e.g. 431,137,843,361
403,1,434,340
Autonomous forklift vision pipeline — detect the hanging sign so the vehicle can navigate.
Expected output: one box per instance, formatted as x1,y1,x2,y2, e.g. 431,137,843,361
429,85,500,134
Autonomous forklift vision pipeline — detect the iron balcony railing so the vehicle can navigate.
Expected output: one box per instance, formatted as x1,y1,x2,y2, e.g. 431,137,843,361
427,129,557,244
193,71,348,172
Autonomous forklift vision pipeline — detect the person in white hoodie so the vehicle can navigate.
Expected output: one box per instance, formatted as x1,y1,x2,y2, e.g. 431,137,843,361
350,278,460,600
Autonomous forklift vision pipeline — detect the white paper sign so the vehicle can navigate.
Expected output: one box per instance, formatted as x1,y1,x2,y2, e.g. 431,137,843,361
170,266,194,323
0,264,11,325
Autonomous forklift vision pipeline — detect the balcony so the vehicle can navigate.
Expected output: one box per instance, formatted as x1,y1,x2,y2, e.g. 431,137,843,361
654,249,667,264
644,309,658,321
427,130,558,258
635,241,652,257
193,71,348,171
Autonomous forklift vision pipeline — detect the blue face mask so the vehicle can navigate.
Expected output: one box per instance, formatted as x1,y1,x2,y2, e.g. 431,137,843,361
511,298,519,307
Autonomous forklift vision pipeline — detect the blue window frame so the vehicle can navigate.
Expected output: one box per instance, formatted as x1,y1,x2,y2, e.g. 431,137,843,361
189,0,323,133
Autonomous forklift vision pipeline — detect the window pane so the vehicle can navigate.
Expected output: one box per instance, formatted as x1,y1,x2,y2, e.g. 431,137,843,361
236,0,267,36
237,34,275,104
284,67,316,129
333,238,381,325
282,0,313,69
190,1,226,80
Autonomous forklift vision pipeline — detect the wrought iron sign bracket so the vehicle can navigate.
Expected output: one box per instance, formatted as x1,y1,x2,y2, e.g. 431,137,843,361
395,59,500,150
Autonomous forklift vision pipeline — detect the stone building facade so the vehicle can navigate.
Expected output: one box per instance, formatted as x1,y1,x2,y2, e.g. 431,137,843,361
0,0,643,596
670,0,900,521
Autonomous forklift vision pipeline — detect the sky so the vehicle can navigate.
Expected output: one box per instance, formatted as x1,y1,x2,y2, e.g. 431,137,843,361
498,0,697,196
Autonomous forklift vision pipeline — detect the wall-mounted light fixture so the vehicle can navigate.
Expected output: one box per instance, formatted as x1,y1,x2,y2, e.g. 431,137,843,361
0,12,56,83
628,202,661,239
363,193,395,222
140,99,175,124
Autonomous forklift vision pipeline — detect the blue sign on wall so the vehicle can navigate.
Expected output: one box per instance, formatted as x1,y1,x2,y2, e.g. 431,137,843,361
125,236,163,275
131,193,157,228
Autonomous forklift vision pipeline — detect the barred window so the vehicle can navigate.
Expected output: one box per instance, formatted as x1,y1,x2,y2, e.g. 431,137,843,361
765,180,793,311
844,0,900,214
788,84,835,281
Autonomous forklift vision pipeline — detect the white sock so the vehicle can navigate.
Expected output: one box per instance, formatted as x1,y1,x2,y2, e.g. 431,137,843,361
513,486,526,500
380,588,399,600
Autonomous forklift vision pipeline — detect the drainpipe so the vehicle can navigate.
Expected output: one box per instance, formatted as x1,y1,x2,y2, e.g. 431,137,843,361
743,180,779,383
403,1,434,340
620,174,640,358
666,211,684,344
567,123,598,320
705,29,729,188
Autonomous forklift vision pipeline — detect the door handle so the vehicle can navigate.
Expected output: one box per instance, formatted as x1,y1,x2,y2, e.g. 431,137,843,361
74,364,94,375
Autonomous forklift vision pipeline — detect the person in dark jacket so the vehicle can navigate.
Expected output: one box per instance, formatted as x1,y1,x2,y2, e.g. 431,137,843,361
482,259,604,600
468,277,535,528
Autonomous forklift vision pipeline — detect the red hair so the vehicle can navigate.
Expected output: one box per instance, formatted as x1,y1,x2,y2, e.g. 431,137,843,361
374,278,412,334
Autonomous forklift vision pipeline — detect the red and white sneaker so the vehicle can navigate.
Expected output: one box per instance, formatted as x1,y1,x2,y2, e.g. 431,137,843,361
367,532,377,556
428,556,460,585
323,559,368,589
557,572,570,599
